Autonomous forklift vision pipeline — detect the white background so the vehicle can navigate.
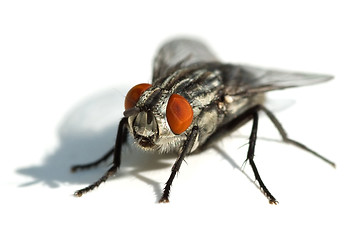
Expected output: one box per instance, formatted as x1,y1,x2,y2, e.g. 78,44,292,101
1,0,359,239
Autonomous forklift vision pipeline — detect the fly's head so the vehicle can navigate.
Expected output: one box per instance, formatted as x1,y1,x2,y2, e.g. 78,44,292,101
123,83,194,153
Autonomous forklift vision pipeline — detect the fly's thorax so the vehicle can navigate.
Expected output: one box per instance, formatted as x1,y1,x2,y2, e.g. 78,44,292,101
194,104,222,148
220,93,265,125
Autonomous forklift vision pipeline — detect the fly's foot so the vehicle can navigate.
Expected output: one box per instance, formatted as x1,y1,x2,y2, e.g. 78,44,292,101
74,190,84,197
158,197,170,203
73,186,94,197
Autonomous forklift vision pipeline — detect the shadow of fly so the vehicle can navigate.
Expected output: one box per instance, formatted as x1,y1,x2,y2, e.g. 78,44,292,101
71,38,335,204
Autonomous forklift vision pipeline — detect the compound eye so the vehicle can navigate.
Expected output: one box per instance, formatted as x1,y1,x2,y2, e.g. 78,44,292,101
125,83,152,110
166,94,193,134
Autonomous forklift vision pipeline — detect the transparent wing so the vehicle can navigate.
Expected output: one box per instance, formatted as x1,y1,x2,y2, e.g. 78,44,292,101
221,64,333,95
152,39,333,93
152,38,219,82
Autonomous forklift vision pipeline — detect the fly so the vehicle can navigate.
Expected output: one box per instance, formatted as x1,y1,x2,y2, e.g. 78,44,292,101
71,38,335,204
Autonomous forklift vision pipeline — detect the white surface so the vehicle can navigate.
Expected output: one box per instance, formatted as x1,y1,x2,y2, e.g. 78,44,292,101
1,1,359,239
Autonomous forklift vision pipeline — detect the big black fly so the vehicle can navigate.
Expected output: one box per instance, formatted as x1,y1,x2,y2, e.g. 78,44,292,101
71,38,335,204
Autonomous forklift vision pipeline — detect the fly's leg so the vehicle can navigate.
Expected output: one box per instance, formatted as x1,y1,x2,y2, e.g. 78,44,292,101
71,147,115,172
246,110,278,204
200,105,277,203
159,126,199,203
71,126,128,172
259,106,336,168
71,125,129,173
244,105,336,203
202,103,334,204
73,117,128,197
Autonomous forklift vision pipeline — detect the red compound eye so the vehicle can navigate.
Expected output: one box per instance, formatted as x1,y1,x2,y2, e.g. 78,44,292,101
166,94,193,134
124,83,152,110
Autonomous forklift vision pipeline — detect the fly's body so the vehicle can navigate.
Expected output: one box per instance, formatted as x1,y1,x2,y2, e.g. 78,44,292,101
128,63,264,154
72,38,335,204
